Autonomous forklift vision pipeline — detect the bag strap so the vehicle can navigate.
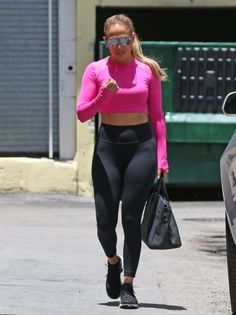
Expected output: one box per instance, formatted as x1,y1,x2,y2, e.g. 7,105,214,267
153,176,162,194
154,175,170,201
160,176,170,201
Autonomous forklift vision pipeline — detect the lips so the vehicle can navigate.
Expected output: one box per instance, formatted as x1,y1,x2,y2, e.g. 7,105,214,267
115,51,125,56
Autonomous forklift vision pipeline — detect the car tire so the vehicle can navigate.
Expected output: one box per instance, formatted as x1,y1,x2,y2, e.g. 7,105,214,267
226,213,236,314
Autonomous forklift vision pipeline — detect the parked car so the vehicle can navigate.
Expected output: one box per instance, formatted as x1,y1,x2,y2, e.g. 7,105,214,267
220,91,236,315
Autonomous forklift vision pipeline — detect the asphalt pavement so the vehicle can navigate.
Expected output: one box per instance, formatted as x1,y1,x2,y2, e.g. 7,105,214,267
0,193,231,315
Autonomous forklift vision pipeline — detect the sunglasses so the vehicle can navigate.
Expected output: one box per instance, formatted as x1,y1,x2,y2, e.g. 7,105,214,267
106,37,132,48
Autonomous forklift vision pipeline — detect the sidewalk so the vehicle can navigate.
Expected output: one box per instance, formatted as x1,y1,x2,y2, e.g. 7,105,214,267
0,193,231,315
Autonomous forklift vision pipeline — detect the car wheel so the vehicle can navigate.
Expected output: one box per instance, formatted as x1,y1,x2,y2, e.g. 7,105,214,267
226,213,236,314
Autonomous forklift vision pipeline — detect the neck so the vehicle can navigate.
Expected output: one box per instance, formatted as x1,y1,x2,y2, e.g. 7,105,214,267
109,55,134,64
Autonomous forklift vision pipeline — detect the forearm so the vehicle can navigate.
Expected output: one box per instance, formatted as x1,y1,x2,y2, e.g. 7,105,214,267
77,87,113,122
148,76,168,170
155,117,168,170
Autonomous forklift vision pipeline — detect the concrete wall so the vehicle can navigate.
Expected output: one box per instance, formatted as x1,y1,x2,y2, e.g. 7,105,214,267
0,158,78,193
95,0,236,6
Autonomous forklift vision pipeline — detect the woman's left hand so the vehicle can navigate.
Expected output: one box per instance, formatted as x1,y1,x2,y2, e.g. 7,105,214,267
157,168,169,179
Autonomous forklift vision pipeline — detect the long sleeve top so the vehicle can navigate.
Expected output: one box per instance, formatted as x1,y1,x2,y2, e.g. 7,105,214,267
77,56,168,170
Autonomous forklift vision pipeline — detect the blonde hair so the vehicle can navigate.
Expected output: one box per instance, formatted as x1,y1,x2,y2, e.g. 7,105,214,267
104,14,167,81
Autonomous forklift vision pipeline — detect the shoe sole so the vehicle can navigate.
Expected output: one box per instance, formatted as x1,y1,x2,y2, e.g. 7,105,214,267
119,303,138,309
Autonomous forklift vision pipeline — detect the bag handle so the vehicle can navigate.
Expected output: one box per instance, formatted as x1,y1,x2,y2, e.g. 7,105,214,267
153,175,162,194
154,175,170,202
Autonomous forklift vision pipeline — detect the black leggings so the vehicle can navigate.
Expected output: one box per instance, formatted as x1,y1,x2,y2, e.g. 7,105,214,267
92,122,156,277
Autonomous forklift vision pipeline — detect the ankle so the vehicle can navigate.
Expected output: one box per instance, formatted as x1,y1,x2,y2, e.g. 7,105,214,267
108,255,120,265
123,276,134,285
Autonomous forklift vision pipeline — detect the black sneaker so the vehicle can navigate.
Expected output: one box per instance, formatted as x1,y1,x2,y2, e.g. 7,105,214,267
119,283,138,309
105,257,123,299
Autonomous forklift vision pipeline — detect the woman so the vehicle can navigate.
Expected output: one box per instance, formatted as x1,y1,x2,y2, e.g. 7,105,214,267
77,14,169,309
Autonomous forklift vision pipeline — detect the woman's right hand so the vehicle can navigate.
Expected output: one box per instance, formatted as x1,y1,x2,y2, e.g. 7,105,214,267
157,168,169,179
103,78,119,93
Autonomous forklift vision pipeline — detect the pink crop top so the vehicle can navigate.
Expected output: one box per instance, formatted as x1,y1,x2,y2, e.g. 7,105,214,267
77,56,168,170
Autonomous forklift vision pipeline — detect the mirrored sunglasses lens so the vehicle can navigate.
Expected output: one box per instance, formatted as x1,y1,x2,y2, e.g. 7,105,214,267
106,38,118,47
106,37,131,47
120,37,131,45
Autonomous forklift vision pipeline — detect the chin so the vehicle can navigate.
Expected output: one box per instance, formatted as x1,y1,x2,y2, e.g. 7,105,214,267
116,55,129,62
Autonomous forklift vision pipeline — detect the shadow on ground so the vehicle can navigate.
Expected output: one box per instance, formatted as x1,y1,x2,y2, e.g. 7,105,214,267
99,301,187,310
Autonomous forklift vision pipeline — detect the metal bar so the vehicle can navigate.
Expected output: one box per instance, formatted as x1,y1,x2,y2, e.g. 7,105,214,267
48,0,53,158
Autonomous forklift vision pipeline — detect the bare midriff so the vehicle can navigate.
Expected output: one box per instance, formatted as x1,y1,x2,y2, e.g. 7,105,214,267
101,112,148,126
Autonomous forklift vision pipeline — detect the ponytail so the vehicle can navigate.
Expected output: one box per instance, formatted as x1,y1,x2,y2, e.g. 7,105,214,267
132,36,167,81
